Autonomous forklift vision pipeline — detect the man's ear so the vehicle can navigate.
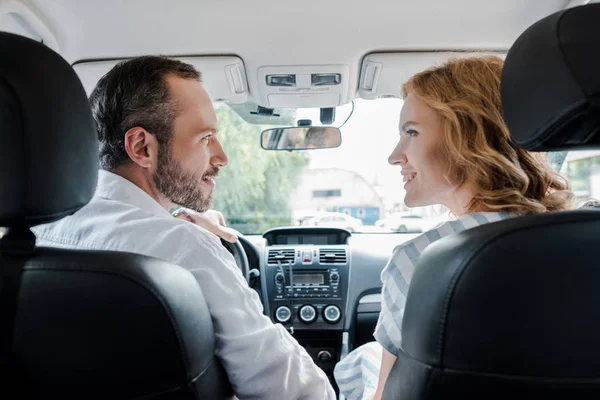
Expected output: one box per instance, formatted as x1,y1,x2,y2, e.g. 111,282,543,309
123,127,159,170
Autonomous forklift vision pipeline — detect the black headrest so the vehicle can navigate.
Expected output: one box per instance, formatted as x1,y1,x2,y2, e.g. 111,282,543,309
501,4,600,151
0,33,98,228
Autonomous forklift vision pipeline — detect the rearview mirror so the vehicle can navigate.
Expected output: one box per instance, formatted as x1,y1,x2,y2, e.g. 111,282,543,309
261,127,342,151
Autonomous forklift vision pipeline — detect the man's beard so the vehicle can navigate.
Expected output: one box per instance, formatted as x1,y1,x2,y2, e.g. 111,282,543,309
153,144,217,213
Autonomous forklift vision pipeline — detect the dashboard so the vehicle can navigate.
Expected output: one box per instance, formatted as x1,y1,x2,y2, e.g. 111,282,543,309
261,227,351,331
239,227,416,390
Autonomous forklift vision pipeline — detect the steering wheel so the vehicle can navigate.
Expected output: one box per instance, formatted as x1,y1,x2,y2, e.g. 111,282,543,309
220,237,250,283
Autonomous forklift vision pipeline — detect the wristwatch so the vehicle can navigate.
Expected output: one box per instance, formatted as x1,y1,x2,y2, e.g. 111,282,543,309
170,206,185,218
171,207,194,222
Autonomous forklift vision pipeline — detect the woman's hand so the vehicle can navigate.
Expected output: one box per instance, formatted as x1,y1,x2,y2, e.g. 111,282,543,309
174,208,238,243
371,348,397,400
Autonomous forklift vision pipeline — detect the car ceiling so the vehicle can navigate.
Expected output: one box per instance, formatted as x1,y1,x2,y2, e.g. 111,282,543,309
1,0,592,106
21,0,579,62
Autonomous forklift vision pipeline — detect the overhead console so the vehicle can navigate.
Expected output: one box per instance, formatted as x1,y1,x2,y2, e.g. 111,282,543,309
256,64,351,108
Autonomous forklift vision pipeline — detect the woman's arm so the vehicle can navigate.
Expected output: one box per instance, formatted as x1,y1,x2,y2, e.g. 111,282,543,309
173,208,238,243
370,348,398,400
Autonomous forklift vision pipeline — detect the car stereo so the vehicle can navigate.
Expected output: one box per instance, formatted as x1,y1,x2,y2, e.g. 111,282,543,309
273,268,341,300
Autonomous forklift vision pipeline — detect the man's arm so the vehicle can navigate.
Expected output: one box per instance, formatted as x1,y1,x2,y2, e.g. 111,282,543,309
178,226,336,399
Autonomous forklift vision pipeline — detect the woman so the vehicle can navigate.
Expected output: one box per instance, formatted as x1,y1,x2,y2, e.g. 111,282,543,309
333,55,573,400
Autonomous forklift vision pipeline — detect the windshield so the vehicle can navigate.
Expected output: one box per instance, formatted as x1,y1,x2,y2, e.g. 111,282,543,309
212,99,415,235
211,100,599,235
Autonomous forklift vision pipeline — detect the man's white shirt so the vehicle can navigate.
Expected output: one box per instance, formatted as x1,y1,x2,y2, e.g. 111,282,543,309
33,169,335,400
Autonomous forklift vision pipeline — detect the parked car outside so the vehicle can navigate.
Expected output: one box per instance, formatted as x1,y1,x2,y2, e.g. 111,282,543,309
375,213,434,233
305,212,363,232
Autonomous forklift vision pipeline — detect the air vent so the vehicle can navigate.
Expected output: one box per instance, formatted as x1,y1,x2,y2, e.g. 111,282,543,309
319,249,347,264
267,249,295,264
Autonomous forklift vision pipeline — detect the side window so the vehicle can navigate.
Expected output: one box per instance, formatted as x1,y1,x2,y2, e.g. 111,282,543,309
560,150,600,204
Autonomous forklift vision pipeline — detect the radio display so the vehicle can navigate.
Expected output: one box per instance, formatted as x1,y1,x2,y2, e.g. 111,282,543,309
274,234,338,245
293,273,324,285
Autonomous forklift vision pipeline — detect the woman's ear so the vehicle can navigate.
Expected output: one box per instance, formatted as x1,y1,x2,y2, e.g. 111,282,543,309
123,127,159,170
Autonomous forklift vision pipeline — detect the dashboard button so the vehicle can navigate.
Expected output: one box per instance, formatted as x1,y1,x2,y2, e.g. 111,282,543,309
275,306,292,323
302,249,312,262
299,305,317,323
323,305,341,323
317,350,332,362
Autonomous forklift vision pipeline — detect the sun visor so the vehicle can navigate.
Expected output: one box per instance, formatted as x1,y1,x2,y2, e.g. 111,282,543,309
358,52,505,100
73,56,249,103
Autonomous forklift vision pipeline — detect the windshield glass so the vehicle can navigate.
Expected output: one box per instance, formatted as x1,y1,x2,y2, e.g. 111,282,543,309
211,100,598,235
212,99,447,235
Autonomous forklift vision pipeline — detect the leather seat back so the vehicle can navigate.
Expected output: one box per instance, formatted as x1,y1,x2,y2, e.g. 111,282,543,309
0,32,232,399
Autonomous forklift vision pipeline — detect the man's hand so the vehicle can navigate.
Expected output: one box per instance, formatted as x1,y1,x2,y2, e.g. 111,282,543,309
174,208,238,243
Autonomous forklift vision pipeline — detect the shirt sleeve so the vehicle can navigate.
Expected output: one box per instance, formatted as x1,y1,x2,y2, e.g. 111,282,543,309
372,216,499,356
373,233,432,356
373,245,410,356
177,226,336,400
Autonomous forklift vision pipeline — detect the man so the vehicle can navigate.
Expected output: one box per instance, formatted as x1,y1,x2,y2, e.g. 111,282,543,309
33,56,336,399
305,127,340,149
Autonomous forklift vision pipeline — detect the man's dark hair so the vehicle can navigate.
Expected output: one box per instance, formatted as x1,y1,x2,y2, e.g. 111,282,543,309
306,127,327,146
89,56,201,170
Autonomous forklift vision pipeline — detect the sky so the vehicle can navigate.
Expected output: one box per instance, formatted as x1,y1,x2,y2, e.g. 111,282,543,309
296,98,407,210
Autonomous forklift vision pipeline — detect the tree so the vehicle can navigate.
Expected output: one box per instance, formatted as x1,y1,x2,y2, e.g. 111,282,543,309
211,103,310,234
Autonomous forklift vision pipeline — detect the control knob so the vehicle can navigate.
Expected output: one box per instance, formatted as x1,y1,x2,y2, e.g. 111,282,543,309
317,350,332,362
330,272,339,282
275,272,284,282
299,305,317,323
323,305,341,323
275,306,292,323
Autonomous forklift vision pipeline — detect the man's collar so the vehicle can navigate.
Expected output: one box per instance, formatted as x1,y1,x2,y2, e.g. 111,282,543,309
95,170,172,218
